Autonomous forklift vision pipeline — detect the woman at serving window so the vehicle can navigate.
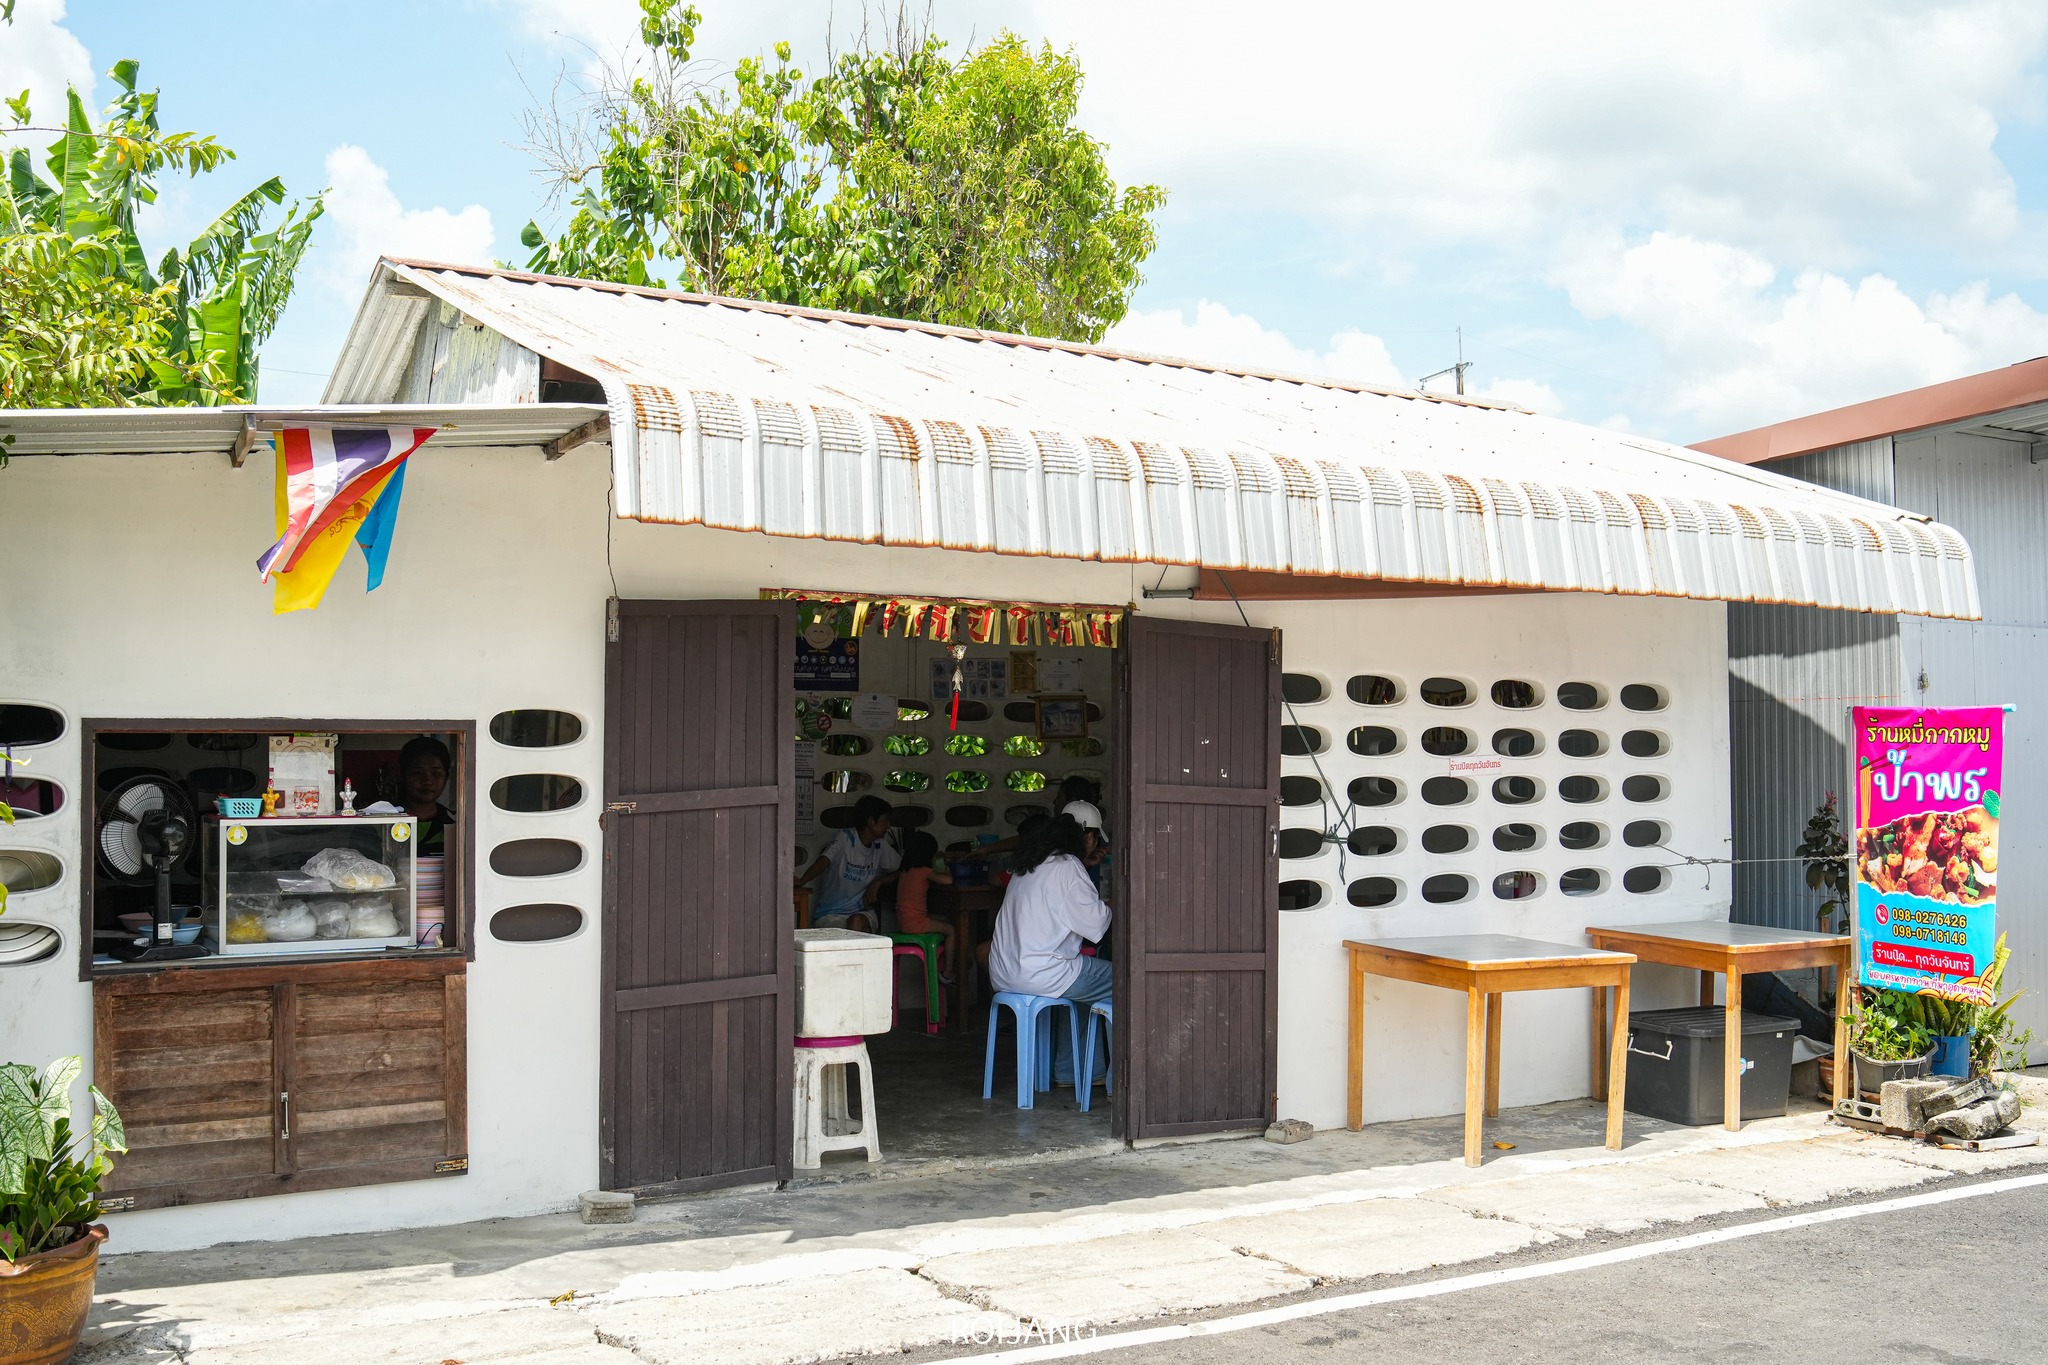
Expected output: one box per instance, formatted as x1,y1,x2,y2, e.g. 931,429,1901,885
397,736,456,856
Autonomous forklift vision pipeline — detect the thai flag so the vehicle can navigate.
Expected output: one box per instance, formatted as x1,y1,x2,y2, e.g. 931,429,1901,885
256,426,436,581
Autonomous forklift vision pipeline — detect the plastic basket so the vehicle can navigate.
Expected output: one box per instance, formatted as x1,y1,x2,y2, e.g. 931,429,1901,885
215,797,263,818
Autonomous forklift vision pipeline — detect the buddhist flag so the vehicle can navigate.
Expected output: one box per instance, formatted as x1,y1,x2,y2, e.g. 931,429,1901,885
260,426,433,614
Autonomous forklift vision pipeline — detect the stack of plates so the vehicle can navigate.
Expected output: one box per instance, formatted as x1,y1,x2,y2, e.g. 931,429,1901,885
415,855,446,945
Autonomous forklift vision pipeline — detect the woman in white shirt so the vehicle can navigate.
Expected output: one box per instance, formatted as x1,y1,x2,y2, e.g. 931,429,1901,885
990,814,1111,1084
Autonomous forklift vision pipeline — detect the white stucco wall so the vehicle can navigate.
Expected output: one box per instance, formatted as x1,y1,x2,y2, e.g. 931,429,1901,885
2,441,1727,1250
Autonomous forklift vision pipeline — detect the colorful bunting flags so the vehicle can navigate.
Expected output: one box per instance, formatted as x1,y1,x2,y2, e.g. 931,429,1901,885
762,589,1124,649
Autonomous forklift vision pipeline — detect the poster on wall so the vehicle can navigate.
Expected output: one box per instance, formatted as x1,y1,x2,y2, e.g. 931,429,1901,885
929,656,1008,701
1851,705,2003,1002
794,741,817,824
794,611,861,691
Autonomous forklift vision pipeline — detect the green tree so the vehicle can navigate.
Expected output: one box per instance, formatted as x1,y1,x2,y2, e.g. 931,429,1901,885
521,2,1163,343
1,60,322,408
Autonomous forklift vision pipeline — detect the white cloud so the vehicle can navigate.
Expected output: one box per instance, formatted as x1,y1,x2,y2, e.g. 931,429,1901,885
1473,377,1564,417
316,145,496,297
0,0,95,125
1554,230,2048,435
1105,299,1406,388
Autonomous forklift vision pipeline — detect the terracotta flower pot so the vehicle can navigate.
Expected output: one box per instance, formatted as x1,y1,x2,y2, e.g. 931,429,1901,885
0,1224,106,1365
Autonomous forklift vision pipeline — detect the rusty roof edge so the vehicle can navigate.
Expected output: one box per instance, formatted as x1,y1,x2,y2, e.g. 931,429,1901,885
1691,356,2048,464
370,255,1526,414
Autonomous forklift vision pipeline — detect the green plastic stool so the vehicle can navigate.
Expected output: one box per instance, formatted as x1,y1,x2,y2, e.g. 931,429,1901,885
889,932,947,1033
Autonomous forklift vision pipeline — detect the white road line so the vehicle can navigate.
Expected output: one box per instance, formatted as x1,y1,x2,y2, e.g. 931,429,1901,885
923,1170,2048,1363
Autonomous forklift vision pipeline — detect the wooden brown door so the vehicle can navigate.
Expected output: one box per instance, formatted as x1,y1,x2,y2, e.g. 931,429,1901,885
601,599,795,1194
1116,616,1281,1140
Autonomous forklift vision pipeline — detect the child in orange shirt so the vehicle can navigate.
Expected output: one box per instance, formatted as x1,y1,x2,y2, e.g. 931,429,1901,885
894,831,957,983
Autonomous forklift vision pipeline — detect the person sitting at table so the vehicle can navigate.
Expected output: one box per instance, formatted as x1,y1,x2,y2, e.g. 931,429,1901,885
894,830,957,984
796,795,900,933
990,813,1111,1086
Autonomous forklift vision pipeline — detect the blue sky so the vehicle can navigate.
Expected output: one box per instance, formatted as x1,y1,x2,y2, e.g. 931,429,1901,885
9,0,2048,441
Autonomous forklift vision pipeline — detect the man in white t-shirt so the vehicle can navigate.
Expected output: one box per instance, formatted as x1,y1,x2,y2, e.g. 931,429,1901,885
796,795,901,932
990,813,1111,1084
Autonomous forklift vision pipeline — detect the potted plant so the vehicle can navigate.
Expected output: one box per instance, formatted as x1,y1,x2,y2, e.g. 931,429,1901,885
1796,795,1850,1093
0,1057,126,1365
1846,989,1935,1096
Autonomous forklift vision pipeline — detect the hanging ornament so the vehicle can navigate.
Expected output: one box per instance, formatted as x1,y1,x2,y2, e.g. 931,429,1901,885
947,643,968,731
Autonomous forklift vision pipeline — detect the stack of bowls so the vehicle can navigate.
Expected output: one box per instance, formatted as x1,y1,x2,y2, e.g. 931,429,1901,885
414,855,446,945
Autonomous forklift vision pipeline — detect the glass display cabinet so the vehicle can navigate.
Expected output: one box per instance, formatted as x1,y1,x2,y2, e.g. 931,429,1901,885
204,816,418,955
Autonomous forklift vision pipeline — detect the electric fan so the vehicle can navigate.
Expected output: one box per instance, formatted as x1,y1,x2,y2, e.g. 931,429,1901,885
97,775,198,950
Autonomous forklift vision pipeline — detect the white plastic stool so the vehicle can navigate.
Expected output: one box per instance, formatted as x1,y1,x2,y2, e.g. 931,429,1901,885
793,1037,881,1168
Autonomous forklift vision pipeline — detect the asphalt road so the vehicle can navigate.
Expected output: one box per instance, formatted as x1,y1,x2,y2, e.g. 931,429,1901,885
983,1174,2048,1365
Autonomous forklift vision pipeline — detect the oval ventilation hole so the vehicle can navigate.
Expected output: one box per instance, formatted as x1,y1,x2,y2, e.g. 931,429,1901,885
189,732,260,752
1622,775,1669,803
489,903,584,943
1493,871,1543,901
1348,877,1402,908
1004,804,1051,826
1348,725,1401,757
1558,775,1606,804
793,845,810,868
1348,776,1403,807
1421,874,1473,904
1621,729,1668,759
1623,866,1670,894
98,765,173,793
1493,775,1540,805
1280,776,1325,807
1623,820,1668,848
1620,684,1668,712
1560,868,1607,897
187,767,259,797
1003,701,1037,723
489,838,584,877
1558,729,1606,758
1421,777,1474,806
0,779,65,819
885,771,932,792
824,697,853,719
1279,879,1326,911
1005,770,1048,792
885,733,932,757
1003,735,1046,757
1421,727,1473,757
1085,704,1106,723
820,770,873,793
944,734,989,757
945,805,993,828
890,806,934,830
1492,728,1540,757
1493,823,1541,852
1419,677,1473,707
1059,737,1106,758
1281,725,1327,756
0,705,64,747
944,770,991,794
1348,825,1399,856
823,735,872,757
0,850,64,895
1489,680,1540,709
896,700,933,722
1282,673,1328,705
1347,675,1403,706
1560,821,1607,851
1420,824,1472,854
821,806,856,829
0,921,61,966
489,709,585,747
95,733,171,752
954,700,992,724
1556,682,1605,711
1278,828,1327,860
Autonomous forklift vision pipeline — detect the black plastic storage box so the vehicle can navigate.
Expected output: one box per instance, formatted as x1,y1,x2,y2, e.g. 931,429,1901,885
1623,1008,1800,1126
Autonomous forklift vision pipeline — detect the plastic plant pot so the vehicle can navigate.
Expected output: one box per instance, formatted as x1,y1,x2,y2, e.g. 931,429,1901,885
1851,1047,1934,1097
1930,1033,1974,1078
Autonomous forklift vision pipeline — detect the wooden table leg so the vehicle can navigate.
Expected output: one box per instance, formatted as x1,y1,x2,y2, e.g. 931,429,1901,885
1831,946,1851,1109
1464,985,1485,1167
1699,969,1715,1007
1484,992,1502,1118
1591,984,1609,1101
1724,964,1744,1132
1605,969,1630,1151
1347,953,1365,1131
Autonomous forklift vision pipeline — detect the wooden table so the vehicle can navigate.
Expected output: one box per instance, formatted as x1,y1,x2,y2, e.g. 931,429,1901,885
1346,935,1636,1167
931,881,1006,1028
1585,920,1851,1129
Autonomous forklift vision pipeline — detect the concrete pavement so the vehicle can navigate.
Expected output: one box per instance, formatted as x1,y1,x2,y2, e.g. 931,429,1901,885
74,1073,2048,1365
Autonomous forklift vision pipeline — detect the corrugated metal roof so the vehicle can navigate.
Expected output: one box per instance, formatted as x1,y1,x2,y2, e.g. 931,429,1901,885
330,258,1982,620
0,403,607,457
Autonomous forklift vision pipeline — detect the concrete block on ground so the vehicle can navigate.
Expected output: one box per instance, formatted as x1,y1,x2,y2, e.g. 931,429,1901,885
1192,1196,1539,1281
1881,1078,1954,1132
582,1268,1011,1365
1265,1118,1314,1144
1926,1090,2023,1140
1420,1165,1764,1238
580,1190,636,1225
1642,1137,1940,1206
1929,1075,1998,1114
918,1228,1313,1327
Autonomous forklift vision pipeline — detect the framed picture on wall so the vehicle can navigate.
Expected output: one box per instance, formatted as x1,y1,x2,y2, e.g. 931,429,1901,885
1035,695,1089,742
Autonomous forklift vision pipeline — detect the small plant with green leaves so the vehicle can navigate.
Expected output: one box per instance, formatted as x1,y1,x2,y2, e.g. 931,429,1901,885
1795,793,1849,934
1847,989,1934,1063
0,1057,126,1262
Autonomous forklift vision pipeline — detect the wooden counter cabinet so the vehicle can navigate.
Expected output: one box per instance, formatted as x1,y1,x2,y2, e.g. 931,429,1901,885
92,956,468,1212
